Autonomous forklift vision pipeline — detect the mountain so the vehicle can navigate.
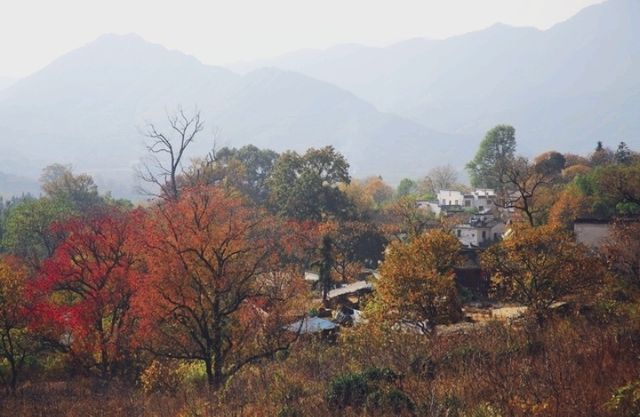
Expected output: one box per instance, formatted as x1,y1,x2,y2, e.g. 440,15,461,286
0,76,17,92
2,0,638,199
0,34,469,198
230,0,640,154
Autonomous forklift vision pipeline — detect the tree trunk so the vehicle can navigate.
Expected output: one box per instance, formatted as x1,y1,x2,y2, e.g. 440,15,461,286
204,356,215,388
8,355,17,393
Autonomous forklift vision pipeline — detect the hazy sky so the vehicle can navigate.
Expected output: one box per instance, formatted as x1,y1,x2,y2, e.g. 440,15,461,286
1,0,605,77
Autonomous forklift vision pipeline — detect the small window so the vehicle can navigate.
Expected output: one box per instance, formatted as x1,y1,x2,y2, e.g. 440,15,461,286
457,230,461,237
482,231,486,239
479,206,484,211
465,200,471,207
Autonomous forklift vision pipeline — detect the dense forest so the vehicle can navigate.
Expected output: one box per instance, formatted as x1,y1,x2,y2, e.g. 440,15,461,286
0,112,639,417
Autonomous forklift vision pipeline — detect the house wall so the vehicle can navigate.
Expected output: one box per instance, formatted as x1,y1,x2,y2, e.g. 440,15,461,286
574,222,612,248
455,227,492,246
437,190,464,206
490,223,506,240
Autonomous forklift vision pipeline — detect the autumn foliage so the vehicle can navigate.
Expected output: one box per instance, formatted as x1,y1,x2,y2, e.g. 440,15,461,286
0,141,639,417
29,208,144,380
482,224,604,324
376,230,463,333
135,187,307,388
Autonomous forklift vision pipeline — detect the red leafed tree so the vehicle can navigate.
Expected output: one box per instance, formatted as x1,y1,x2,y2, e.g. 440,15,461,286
30,208,144,381
136,186,307,389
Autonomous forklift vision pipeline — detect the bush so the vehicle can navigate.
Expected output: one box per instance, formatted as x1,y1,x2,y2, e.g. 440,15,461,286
365,388,415,414
326,372,369,409
140,360,205,393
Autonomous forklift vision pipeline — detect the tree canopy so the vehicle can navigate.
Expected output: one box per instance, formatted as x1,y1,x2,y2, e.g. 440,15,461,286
466,125,517,190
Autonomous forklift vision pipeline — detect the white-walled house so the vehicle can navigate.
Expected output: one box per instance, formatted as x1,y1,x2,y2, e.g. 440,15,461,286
437,189,496,212
437,190,465,206
453,214,505,247
462,189,496,211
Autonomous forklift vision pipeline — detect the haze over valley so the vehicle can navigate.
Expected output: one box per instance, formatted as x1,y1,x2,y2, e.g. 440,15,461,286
0,0,638,198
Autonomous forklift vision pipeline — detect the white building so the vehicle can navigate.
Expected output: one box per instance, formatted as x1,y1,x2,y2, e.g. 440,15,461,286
437,189,496,212
462,189,496,211
437,190,465,206
453,214,505,247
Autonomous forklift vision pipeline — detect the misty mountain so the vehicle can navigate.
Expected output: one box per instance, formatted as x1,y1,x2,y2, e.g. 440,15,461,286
0,76,17,92
0,34,470,198
231,0,640,154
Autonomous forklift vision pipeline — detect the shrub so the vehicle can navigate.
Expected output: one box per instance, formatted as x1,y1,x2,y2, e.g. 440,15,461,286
326,372,370,409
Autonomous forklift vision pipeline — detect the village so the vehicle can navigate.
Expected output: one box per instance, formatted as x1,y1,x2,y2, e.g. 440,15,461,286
289,186,616,338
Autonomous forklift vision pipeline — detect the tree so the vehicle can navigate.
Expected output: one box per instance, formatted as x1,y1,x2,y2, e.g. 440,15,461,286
423,165,459,195
497,156,558,226
182,145,279,203
362,177,394,208
614,142,634,165
267,146,352,221
375,230,462,334
328,221,386,273
2,197,72,269
548,187,591,230
396,178,417,198
341,179,376,218
605,221,640,292
590,141,614,167
596,162,640,212
382,196,434,240
482,224,603,326
31,208,143,381
466,125,516,189
533,151,566,176
138,108,204,200
137,186,306,389
319,234,334,304
0,256,32,391
40,164,103,212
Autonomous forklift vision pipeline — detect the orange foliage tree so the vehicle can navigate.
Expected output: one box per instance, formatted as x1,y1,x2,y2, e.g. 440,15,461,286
136,186,307,389
548,187,591,230
30,208,144,381
482,224,604,325
0,256,32,391
605,221,640,292
375,230,462,334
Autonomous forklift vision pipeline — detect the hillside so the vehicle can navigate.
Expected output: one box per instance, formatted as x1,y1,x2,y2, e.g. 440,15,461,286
231,0,640,154
0,34,469,198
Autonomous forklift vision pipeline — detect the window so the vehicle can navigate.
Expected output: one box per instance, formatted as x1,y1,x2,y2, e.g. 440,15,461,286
482,231,486,239
465,200,471,207
457,229,461,237
455,200,458,205
479,206,484,211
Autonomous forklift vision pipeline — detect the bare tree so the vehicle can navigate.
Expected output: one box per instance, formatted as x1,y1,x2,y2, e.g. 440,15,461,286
137,108,204,200
497,156,556,226
422,164,459,195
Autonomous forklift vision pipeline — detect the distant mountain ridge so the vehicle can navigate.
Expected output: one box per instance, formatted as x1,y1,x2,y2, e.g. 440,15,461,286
0,0,638,199
230,0,640,154
0,34,469,198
